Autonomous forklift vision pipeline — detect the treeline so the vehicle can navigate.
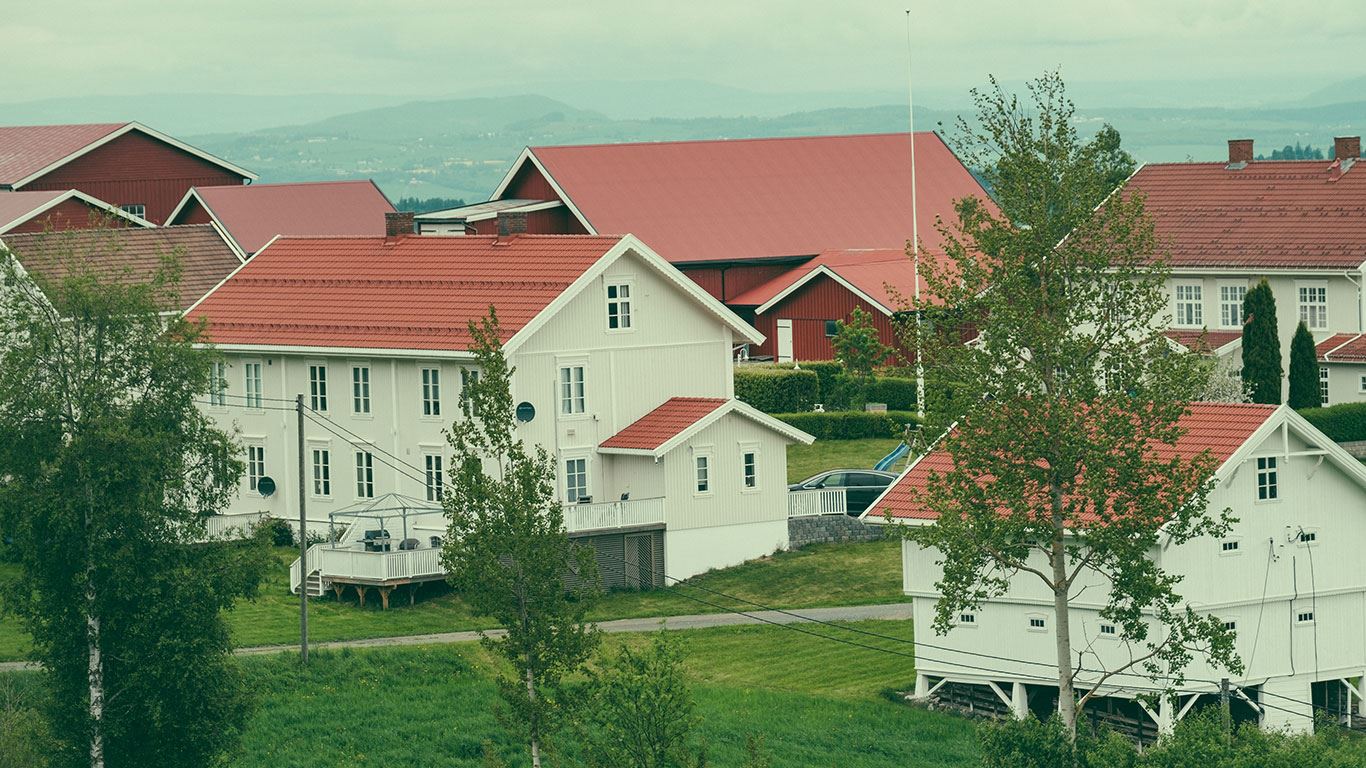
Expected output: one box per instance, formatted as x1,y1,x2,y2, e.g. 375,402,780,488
394,196,467,213
1256,142,1326,160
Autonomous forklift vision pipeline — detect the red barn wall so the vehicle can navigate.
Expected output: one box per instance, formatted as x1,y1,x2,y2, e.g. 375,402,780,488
24,131,247,225
469,206,579,235
679,262,799,302
169,197,214,225
750,273,898,361
6,199,136,234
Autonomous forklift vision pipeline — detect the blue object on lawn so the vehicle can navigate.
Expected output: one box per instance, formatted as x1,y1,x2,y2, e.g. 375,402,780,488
874,441,910,472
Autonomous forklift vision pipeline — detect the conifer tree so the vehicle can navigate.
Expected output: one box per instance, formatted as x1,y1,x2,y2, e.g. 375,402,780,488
1287,321,1320,409
1241,280,1282,404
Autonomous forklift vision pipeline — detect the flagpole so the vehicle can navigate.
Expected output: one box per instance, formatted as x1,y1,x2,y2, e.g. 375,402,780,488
906,8,925,421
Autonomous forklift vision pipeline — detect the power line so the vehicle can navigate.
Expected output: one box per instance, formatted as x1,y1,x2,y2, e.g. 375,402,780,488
302,412,428,487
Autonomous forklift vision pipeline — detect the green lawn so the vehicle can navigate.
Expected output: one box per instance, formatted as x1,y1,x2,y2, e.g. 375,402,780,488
0,538,903,660
787,438,904,483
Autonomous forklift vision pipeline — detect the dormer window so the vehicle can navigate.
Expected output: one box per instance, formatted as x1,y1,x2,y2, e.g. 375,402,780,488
607,281,633,330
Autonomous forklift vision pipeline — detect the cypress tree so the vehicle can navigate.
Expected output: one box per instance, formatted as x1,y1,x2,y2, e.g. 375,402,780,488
1287,321,1320,408
1241,279,1282,404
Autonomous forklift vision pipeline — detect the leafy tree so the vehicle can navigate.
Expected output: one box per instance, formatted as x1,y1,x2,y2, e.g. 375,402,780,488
441,309,600,768
1288,322,1321,409
1091,123,1139,195
0,235,268,768
1195,355,1251,403
1241,280,1282,404
831,307,893,405
576,632,703,768
890,71,1239,738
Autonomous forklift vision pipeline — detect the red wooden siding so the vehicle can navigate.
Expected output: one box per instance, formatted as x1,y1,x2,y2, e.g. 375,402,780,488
6,198,135,233
170,197,214,225
679,262,799,302
24,131,246,224
469,206,581,235
503,162,559,202
750,273,900,361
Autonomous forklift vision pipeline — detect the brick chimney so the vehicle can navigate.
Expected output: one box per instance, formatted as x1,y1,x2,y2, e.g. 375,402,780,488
1334,136,1361,161
384,211,415,239
1227,139,1254,166
497,210,528,237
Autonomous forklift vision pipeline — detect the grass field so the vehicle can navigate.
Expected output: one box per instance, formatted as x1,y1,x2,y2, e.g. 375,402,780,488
0,538,902,661
787,437,904,483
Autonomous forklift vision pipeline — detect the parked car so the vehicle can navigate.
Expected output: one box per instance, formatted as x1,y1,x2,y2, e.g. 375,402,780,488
788,469,897,515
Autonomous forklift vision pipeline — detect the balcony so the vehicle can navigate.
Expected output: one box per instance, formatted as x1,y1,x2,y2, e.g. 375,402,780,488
564,497,666,534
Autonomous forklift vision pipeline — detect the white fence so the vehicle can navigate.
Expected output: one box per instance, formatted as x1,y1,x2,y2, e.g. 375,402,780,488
787,488,848,517
564,497,666,533
202,512,269,541
290,543,446,593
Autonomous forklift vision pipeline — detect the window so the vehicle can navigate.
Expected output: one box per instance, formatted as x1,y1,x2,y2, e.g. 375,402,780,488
209,361,227,406
1298,284,1328,330
119,203,146,219
309,364,328,411
424,453,444,502
559,365,585,415
247,445,265,492
1174,283,1203,326
1220,539,1240,553
606,282,633,330
460,369,479,416
824,320,839,337
243,362,263,409
957,613,976,626
354,451,374,499
1219,283,1246,328
694,454,711,494
1360,374,1366,394
1297,529,1318,545
1027,615,1047,631
352,365,371,414
1222,620,1237,632
1099,623,1116,636
1319,367,1330,406
565,458,588,503
421,367,441,417
1256,456,1278,501
742,449,758,489
1296,610,1315,624
311,448,331,497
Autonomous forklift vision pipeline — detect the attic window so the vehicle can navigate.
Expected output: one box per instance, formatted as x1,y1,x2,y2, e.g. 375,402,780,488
119,203,146,219
1220,539,1241,554
1256,457,1278,501
1222,620,1237,632
1027,615,1047,632
957,613,976,626
1099,623,1116,636
607,282,633,330
1296,610,1315,624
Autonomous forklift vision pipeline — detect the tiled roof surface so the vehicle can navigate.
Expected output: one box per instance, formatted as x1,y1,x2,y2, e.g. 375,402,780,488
599,397,730,450
729,248,940,310
531,132,994,264
186,234,621,350
876,402,1278,521
1163,328,1242,353
2,224,242,311
186,180,395,254
0,123,127,185
0,190,69,229
1125,160,1366,269
1318,333,1366,363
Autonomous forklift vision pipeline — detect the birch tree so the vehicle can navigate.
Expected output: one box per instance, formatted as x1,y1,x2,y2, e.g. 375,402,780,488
0,234,267,768
890,72,1240,737
441,310,600,768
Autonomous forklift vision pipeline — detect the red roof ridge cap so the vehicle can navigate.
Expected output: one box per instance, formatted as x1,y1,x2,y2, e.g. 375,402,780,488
533,130,939,153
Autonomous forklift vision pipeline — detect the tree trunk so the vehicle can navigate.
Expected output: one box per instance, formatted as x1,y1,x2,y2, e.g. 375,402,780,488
1050,486,1077,738
525,666,541,768
86,566,105,768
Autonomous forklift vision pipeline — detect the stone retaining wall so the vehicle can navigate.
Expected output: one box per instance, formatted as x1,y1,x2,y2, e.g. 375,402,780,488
788,513,882,549
1340,440,1366,459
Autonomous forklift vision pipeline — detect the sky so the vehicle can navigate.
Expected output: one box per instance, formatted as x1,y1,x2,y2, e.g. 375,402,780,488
4,0,1363,108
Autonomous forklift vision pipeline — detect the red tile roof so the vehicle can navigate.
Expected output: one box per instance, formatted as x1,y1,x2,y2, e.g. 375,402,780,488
875,402,1278,521
1162,328,1242,353
729,248,941,311
2,224,243,311
1318,333,1366,363
0,190,70,230
1124,160,1366,270
0,123,127,186
599,397,730,450
527,132,994,264
186,234,623,351
179,180,395,254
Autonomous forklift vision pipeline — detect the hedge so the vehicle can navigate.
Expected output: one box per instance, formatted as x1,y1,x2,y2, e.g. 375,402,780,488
736,362,917,412
1297,401,1366,443
773,410,919,440
734,366,819,413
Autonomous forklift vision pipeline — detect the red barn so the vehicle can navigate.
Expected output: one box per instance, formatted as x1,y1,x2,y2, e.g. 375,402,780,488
0,122,255,225
415,132,993,360
0,189,152,235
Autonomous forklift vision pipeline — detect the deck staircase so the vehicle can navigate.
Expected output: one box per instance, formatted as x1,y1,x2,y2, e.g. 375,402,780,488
300,570,325,597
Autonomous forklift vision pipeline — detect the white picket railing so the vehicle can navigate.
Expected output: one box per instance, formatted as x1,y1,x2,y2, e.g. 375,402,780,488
202,512,269,540
787,488,848,517
564,497,666,533
290,544,447,593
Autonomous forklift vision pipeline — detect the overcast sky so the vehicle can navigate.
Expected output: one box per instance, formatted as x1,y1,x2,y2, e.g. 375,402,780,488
5,0,1362,107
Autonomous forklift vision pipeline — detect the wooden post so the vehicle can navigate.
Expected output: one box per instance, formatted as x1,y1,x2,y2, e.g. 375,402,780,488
297,394,309,664
1220,678,1231,744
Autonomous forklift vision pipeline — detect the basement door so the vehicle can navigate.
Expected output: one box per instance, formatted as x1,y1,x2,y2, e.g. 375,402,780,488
776,319,794,362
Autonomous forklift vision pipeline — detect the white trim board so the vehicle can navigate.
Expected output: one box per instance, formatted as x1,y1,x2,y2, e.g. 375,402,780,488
488,147,596,235
0,189,155,234
598,399,815,458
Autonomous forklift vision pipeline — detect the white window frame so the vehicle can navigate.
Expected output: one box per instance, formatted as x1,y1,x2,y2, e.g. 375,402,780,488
956,612,977,628
1221,620,1237,632
740,443,759,492
208,360,228,407
243,360,264,410
1295,527,1320,548
1026,614,1048,633
1219,537,1242,556
310,444,332,498
1173,283,1203,327
1255,456,1279,502
1359,373,1366,394
606,279,634,332
1294,604,1316,625
1218,281,1247,329
351,363,372,416
246,441,266,494
119,203,146,219
1319,367,1330,406
354,449,375,499
308,362,329,412
420,365,442,418
1098,622,1117,639
423,450,445,502
564,456,589,503
693,448,714,496
1297,281,1328,331
558,363,587,416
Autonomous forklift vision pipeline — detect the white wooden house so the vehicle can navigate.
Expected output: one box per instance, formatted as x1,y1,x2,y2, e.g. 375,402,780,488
185,216,812,600
864,403,1366,734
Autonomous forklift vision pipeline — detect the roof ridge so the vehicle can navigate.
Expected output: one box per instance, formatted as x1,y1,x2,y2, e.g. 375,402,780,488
534,131,937,153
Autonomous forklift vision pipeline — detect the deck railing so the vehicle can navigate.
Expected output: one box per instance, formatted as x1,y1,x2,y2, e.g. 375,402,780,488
564,497,666,533
290,544,446,593
202,512,269,541
787,488,848,517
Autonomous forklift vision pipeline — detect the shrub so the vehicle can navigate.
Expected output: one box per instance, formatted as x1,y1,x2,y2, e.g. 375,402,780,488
864,376,919,411
1298,401,1366,443
734,366,819,413
772,410,918,440
255,516,296,547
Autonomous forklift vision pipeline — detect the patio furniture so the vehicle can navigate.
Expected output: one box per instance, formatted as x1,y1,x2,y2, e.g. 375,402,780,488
398,538,419,551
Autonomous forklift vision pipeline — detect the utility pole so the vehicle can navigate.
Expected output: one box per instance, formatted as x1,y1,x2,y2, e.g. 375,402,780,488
1219,677,1231,744
297,393,309,664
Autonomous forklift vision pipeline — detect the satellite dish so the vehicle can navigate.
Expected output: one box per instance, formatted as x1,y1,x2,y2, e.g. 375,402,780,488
516,401,536,423
257,476,277,498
